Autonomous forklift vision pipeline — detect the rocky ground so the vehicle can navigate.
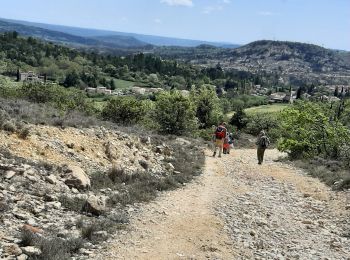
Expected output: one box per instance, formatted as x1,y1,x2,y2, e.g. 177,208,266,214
218,149,350,260
95,149,350,260
0,124,191,260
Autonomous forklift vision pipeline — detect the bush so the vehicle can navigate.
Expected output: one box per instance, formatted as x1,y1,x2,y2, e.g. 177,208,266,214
277,101,350,159
20,83,94,113
19,126,31,139
191,86,223,129
2,120,16,132
244,112,280,142
102,96,146,124
154,90,197,135
230,109,247,130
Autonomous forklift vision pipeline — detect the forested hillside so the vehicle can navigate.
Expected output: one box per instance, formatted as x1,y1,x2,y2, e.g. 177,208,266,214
155,40,350,85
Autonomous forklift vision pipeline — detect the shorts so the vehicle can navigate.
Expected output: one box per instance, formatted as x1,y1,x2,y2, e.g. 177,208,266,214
215,138,224,147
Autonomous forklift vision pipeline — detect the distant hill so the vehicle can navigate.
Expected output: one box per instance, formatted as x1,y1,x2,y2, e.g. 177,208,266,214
226,40,350,84
0,18,239,48
155,40,350,85
0,19,150,50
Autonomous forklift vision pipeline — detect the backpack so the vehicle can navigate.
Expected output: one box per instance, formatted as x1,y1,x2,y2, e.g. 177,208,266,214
215,126,226,139
260,136,269,148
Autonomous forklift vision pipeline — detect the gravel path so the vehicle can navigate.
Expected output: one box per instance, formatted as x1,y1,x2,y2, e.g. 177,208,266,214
95,149,350,260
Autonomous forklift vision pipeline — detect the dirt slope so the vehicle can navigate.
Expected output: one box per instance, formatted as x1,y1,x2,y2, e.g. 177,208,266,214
95,149,350,260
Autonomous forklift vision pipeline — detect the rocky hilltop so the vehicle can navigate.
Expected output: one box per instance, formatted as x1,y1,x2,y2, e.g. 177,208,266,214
0,123,203,259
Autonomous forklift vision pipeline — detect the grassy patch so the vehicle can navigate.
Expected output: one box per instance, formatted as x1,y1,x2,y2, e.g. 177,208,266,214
245,104,289,115
112,78,137,89
226,103,289,118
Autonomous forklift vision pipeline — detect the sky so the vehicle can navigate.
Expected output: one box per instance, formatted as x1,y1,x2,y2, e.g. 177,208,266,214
0,0,349,50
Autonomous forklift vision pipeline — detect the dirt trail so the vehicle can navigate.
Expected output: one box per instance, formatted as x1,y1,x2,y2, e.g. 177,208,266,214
97,149,350,260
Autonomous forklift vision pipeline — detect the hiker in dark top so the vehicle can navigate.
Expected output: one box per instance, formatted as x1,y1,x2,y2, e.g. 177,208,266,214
256,130,270,164
212,122,227,158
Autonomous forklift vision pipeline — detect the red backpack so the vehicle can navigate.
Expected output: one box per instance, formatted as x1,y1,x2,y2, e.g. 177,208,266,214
215,126,226,139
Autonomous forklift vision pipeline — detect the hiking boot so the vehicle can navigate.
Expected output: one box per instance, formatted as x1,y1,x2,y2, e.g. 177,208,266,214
218,155,222,158
213,152,216,157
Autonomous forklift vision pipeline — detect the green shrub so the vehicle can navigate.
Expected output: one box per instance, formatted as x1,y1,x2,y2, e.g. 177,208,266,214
102,96,146,124
244,112,280,141
190,86,223,129
154,90,197,135
277,101,350,159
230,109,247,130
20,83,93,113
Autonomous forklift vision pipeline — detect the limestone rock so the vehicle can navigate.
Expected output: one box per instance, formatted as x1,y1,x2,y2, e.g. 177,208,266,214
64,165,91,190
4,170,16,180
21,246,41,256
83,196,106,216
45,175,58,184
17,254,28,260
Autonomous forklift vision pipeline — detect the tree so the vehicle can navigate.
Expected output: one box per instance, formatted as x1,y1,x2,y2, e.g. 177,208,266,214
110,79,116,90
16,68,20,82
102,97,146,124
230,109,247,130
334,86,339,97
154,91,197,135
296,87,302,99
277,101,350,159
191,86,222,129
63,71,80,87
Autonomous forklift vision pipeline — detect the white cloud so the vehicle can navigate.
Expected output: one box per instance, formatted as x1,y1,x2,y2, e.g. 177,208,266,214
202,5,223,14
154,18,162,24
160,0,193,7
222,0,231,3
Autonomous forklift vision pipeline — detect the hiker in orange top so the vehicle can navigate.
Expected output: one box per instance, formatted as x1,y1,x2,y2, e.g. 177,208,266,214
212,122,227,158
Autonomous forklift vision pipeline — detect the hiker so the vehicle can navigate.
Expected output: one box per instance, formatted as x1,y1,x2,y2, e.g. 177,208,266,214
223,132,233,154
228,132,234,154
223,132,230,154
212,122,227,158
256,130,270,164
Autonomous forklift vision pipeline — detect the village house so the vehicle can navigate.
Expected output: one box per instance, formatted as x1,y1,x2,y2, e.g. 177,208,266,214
85,87,112,95
20,71,45,82
131,86,163,95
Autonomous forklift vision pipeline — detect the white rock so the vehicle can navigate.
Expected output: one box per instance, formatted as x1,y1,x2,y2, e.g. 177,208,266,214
45,175,58,184
21,246,41,256
4,170,16,179
64,165,91,190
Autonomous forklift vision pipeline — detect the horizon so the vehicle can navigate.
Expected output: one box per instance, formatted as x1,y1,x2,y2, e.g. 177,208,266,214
0,0,349,50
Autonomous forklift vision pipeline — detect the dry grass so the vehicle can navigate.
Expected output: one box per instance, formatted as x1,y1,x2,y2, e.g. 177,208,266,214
20,229,84,260
293,158,350,190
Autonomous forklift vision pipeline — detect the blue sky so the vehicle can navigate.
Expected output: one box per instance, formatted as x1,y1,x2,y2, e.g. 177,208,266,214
0,0,349,50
